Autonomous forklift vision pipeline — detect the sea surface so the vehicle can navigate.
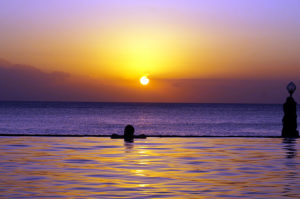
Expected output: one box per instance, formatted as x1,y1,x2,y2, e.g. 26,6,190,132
0,101,298,136
0,137,299,198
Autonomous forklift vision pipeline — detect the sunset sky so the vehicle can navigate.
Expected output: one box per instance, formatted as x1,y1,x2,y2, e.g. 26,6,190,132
1,0,300,103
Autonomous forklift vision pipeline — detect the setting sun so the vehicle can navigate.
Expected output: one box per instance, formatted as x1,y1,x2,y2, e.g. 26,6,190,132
140,76,150,86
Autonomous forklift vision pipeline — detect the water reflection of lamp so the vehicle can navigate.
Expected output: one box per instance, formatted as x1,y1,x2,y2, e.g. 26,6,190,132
287,81,296,97
282,138,297,159
282,138,298,197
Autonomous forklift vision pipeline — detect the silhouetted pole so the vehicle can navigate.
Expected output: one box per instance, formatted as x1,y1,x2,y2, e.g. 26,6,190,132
282,82,299,137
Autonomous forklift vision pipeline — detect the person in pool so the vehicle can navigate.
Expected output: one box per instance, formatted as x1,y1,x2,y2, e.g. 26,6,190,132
111,125,146,142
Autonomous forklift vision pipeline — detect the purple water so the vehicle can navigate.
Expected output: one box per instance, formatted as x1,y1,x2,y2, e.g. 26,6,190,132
0,102,295,136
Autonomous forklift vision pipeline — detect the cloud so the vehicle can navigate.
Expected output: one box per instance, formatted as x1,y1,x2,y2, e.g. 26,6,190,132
0,59,146,102
0,61,71,101
0,59,298,103
155,78,296,103
0,58,11,66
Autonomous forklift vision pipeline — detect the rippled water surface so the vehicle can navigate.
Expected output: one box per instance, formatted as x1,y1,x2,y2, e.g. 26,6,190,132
0,137,299,198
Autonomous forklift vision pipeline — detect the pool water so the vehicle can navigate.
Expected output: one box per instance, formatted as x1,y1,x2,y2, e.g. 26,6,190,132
0,137,299,198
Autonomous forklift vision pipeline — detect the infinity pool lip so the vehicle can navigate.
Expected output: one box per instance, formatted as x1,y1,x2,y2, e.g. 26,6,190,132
0,133,287,138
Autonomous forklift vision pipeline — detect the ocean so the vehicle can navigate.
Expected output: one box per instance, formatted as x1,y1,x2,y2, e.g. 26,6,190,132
0,101,295,136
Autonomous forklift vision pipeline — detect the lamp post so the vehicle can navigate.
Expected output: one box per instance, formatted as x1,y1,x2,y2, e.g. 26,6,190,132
282,82,299,137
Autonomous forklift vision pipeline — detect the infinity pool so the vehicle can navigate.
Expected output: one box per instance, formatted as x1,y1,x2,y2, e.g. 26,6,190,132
0,137,299,198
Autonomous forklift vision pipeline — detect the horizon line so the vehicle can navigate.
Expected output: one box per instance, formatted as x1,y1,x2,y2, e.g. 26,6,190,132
0,100,283,105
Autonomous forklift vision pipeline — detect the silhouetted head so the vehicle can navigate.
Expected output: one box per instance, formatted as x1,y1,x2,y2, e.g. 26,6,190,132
124,125,134,142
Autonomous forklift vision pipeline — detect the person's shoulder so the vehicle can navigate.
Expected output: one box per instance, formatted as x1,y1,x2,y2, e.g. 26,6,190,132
135,134,147,139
